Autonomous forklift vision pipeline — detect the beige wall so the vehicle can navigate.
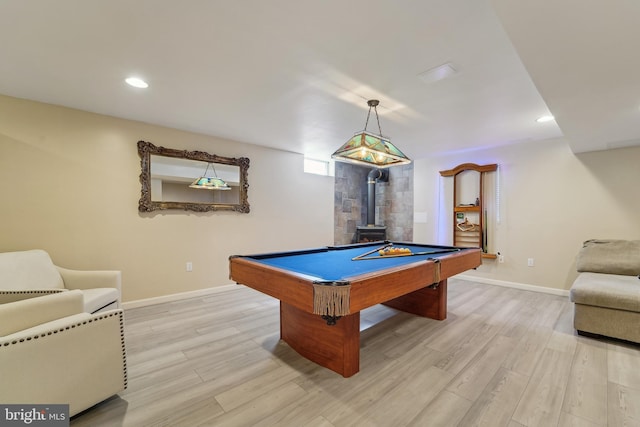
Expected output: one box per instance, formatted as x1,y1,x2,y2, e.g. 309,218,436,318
0,95,334,302
414,138,640,291
4,93,638,300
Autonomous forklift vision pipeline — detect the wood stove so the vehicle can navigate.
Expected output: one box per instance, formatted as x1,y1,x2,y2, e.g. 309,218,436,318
355,225,386,243
353,168,389,243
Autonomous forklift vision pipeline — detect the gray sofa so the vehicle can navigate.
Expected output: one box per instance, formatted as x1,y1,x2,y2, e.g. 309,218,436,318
569,239,640,343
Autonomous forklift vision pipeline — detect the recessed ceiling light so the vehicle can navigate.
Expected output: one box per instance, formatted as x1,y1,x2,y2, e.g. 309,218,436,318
536,115,555,123
125,77,149,88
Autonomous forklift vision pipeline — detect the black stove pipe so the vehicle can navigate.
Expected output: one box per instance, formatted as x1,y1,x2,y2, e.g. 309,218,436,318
366,168,389,226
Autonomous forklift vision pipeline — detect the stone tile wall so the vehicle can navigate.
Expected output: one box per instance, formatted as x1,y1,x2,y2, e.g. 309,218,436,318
334,162,413,245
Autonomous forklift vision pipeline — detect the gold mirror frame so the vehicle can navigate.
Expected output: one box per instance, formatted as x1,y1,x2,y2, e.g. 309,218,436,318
138,140,250,213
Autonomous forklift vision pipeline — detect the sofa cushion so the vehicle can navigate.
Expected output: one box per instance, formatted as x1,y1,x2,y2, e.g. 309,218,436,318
0,290,84,337
0,250,64,290
570,272,640,312
576,239,640,276
0,289,65,304
82,288,120,314
2,312,93,342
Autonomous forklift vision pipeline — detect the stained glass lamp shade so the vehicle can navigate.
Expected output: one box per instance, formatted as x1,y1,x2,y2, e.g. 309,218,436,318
189,176,231,190
331,99,411,168
332,131,411,168
189,163,231,190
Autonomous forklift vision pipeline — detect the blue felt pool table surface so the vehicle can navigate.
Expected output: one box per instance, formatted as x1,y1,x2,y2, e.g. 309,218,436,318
243,242,463,281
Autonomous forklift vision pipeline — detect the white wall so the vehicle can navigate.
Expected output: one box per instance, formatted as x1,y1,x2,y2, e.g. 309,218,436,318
414,137,640,291
0,95,334,301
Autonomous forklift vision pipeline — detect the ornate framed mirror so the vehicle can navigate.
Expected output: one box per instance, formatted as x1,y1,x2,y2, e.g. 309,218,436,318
138,140,250,213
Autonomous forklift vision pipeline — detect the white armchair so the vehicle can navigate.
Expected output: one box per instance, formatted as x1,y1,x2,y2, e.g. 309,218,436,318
0,290,128,416
0,249,121,313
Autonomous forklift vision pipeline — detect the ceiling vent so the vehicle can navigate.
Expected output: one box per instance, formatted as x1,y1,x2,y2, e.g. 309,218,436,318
417,63,458,84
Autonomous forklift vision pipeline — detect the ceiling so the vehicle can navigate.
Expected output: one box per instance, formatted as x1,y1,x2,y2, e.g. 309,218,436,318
1,0,639,161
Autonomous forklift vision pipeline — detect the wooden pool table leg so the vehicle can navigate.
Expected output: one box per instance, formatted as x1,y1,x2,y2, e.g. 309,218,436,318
382,279,448,320
280,301,360,377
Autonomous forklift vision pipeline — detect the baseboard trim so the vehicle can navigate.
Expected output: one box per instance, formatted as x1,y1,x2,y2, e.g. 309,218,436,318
123,276,569,310
455,274,570,297
122,284,238,310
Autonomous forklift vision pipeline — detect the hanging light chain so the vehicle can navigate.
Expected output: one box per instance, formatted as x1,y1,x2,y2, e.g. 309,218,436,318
363,99,382,136
363,105,373,131
373,104,382,136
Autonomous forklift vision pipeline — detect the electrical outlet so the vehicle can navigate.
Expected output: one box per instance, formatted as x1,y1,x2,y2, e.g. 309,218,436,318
498,254,504,263
527,258,534,267
186,262,193,272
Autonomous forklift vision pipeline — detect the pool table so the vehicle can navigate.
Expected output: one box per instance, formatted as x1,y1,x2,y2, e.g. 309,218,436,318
229,241,481,377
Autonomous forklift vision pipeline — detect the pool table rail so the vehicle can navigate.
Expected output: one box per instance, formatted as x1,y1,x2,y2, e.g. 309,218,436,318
229,256,317,313
229,247,481,316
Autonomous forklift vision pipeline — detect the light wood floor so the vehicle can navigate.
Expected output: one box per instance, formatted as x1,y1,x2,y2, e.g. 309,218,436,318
71,279,640,427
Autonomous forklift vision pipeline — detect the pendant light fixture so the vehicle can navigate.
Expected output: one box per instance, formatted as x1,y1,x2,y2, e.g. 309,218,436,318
189,163,231,190
332,99,411,168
